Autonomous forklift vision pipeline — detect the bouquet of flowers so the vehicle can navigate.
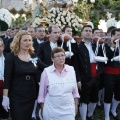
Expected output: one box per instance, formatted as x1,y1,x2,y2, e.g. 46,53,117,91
0,8,12,31
106,17,117,29
47,8,82,35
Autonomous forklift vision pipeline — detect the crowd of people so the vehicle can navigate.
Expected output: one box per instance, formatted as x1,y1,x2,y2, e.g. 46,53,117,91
0,24,120,120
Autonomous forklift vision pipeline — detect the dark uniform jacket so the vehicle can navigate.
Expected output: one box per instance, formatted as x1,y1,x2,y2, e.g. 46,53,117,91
104,44,120,68
33,38,46,54
71,41,104,82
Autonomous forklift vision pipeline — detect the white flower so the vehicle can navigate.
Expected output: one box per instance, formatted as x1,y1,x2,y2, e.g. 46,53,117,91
59,8,62,11
48,15,51,18
71,15,74,19
58,23,61,27
75,28,78,31
61,25,65,29
66,19,69,23
68,22,71,27
52,18,54,21
57,17,60,20
63,21,66,24
71,20,75,23
61,16,64,19
62,12,66,16
53,10,56,14
72,23,75,27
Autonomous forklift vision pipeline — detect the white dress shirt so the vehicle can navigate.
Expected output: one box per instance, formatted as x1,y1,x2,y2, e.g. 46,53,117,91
84,42,96,63
50,42,57,50
37,39,44,44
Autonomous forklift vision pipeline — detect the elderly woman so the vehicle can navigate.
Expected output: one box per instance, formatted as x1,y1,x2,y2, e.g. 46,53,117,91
38,47,80,120
2,30,47,120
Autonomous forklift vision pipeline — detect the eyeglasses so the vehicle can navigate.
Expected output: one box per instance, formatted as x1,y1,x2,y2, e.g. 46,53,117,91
53,54,65,59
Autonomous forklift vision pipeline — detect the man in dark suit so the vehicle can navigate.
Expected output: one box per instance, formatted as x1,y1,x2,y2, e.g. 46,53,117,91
1,29,11,47
37,24,68,66
32,26,46,53
3,28,15,53
0,38,9,120
27,27,36,39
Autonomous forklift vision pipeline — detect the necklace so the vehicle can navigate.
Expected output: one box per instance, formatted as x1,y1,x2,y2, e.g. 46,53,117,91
18,53,30,62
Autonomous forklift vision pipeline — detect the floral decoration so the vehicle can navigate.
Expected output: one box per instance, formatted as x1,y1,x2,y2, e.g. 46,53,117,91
47,8,82,35
32,8,82,35
0,8,12,27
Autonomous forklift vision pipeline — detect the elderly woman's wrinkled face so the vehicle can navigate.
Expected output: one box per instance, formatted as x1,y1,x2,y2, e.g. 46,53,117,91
19,35,32,51
52,52,65,66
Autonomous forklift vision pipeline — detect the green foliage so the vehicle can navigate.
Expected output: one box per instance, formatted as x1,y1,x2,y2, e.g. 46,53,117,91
12,16,26,27
73,0,120,27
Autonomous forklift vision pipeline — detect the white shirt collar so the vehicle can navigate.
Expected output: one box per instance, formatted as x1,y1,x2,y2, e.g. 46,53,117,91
37,38,44,44
50,42,57,49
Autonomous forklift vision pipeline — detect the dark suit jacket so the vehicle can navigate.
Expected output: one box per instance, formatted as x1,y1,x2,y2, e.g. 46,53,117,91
1,36,8,45
3,52,7,57
33,38,46,53
71,41,104,82
4,38,13,53
37,40,68,66
0,35,5,40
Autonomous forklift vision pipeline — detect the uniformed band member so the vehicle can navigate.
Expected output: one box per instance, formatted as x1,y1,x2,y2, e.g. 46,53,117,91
104,28,120,120
72,25,104,120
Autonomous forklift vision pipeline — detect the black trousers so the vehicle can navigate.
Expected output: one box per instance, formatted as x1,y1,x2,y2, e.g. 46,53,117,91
104,74,120,103
0,95,9,119
79,76,100,104
99,73,104,90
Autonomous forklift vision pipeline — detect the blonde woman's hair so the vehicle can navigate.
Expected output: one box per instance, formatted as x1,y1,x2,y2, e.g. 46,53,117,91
10,30,34,56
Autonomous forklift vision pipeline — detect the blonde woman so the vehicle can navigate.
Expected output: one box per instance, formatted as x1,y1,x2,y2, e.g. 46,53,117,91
2,30,47,120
